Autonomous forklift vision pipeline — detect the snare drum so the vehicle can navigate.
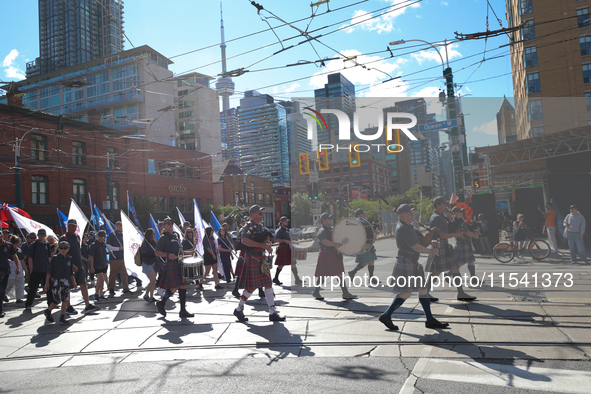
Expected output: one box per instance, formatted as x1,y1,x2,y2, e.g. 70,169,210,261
181,256,205,283
333,218,375,256
291,245,308,260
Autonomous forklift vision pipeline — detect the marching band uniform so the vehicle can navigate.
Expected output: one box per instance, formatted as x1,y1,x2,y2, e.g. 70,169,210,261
273,216,301,286
450,207,478,281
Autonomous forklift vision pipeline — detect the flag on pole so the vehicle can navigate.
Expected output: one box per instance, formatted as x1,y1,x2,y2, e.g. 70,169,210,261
88,192,96,230
120,210,148,284
173,223,185,241
10,208,57,239
57,209,68,228
177,207,188,227
94,205,105,229
68,199,89,246
193,199,205,256
96,207,115,236
210,211,222,234
149,214,160,240
127,191,143,232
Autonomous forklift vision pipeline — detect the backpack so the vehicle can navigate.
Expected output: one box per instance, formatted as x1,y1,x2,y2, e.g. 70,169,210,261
134,243,142,267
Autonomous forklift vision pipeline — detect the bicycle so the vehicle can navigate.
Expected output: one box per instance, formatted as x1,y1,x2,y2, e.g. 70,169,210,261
493,229,551,263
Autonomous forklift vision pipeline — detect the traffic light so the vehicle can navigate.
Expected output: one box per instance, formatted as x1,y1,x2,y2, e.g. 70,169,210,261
349,144,361,167
473,176,481,189
386,128,402,154
299,153,310,175
318,148,329,171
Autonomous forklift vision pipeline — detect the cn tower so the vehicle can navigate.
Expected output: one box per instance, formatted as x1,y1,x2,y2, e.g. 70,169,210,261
215,2,235,113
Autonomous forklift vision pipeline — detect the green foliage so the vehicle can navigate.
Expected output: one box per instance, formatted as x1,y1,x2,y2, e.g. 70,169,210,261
386,187,433,221
291,192,311,228
132,195,157,230
348,199,381,222
213,205,240,228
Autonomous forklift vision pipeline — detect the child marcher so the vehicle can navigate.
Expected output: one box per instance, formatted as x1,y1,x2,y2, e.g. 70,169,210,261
44,241,77,325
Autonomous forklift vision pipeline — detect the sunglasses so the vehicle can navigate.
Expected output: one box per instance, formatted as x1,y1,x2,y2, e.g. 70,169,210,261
59,247,69,250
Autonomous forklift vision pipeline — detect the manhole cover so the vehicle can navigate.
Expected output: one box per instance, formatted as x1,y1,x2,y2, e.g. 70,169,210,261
512,291,547,302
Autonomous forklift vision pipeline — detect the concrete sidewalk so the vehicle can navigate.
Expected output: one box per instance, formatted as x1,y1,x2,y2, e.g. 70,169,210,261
1,240,590,372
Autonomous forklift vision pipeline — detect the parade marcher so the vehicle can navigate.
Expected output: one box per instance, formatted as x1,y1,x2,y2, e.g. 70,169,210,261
60,219,98,315
273,216,301,286
140,228,159,302
21,232,36,281
476,214,492,255
81,233,91,286
43,241,77,325
6,235,25,304
425,197,477,302
348,208,378,283
181,228,196,256
198,227,222,291
564,205,588,265
312,213,358,301
233,205,285,322
47,235,58,257
106,221,130,296
25,229,54,310
89,230,109,301
450,207,480,283
379,204,449,330
2,229,10,241
0,234,19,318
154,217,194,318
217,226,235,283
539,202,559,254
232,216,253,299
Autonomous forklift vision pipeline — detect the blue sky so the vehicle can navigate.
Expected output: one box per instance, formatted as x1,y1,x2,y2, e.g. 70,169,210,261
1,0,515,148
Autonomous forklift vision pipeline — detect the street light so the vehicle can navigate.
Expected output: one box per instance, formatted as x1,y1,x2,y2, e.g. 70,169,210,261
14,128,38,208
389,39,467,199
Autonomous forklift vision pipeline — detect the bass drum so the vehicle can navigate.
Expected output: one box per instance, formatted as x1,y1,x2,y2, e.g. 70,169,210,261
333,217,375,256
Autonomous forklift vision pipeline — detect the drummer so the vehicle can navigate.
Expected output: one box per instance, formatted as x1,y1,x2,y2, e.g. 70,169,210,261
273,216,301,286
312,213,358,300
379,204,449,330
348,208,378,284
154,217,194,318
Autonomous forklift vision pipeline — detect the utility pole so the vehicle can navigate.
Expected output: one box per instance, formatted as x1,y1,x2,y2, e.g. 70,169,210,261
444,64,466,200
107,151,113,221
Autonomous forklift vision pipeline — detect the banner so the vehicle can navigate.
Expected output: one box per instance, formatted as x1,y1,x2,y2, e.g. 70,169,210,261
120,210,148,283
94,205,105,229
193,199,205,256
149,214,160,240
88,192,97,230
68,199,89,246
173,223,185,242
127,191,143,232
10,208,57,239
57,209,68,228
177,207,188,227
210,211,222,234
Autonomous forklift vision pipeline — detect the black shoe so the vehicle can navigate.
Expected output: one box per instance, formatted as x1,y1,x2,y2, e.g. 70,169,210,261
272,278,282,286
156,300,166,317
3,296,8,303
122,289,132,294
233,308,248,322
425,319,449,329
457,292,477,301
428,294,439,303
35,293,41,299
179,310,194,318
232,289,241,299
215,285,224,290
258,289,265,298
59,316,70,325
269,312,286,322
294,278,302,286
44,309,54,323
82,304,98,314
0,312,4,318
342,292,358,300
312,289,324,300
143,295,151,302
109,290,115,297
65,305,78,315
378,315,399,330
197,284,204,291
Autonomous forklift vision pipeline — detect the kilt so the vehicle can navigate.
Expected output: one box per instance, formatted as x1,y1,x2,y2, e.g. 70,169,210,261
235,255,245,277
454,241,475,267
274,244,292,266
314,248,344,278
389,257,426,293
355,247,377,264
159,258,183,290
237,254,272,290
425,241,455,273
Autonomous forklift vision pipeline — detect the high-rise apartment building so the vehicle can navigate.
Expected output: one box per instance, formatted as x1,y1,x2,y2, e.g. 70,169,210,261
314,73,356,148
27,0,125,78
278,100,312,163
506,0,591,139
496,97,517,144
221,108,239,161
237,91,289,184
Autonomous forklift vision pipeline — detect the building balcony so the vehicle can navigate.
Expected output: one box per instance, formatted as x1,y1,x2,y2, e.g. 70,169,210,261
52,91,144,115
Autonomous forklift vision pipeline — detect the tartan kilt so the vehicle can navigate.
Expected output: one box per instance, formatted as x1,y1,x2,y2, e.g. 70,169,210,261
425,241,456,273
390,257,426,293
274,244,293,266
454,242,475,267
314,248,344,278
355,247,377,264
235,255,245,277
159,258,183,290
237,254,272,290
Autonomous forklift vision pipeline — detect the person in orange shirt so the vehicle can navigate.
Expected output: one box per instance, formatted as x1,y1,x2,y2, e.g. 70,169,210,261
539,202,558,253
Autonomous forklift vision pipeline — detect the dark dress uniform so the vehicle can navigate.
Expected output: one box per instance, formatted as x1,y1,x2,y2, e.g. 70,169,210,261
237,221,272,290
425,210,455,273
391,220,426,293
60,233,85,287
451,217,475,267
274,225,292,266
156,231,183,290
314,225,345,278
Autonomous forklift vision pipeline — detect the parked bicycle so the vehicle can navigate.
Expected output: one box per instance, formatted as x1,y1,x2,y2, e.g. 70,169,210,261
493,229,551,263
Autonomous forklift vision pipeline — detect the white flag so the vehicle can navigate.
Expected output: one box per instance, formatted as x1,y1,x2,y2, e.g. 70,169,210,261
173,223,185,242
120,211,147,283
10,208,57,240
193,199,205,256
68,199,89,246
177,207,188,227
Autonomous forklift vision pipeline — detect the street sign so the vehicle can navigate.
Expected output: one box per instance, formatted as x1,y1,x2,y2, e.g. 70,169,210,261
310,171,319,183
418,118,458,133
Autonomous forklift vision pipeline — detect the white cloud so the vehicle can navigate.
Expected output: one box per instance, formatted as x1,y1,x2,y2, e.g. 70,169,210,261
411,42,462,66
284,83,300,94
342,0,421,34
2,49,25,80
472,119,498,136
441,1,449,6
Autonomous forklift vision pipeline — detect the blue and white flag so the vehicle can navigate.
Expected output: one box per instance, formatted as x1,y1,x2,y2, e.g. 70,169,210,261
94,205,105,229
57,208,68,228
177,207,188,227
210,211,222,234
127,190,143,232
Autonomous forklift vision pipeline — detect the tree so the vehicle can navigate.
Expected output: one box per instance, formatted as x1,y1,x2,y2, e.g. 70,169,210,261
348,198,381,223
291,192,311,228
132,195,157,229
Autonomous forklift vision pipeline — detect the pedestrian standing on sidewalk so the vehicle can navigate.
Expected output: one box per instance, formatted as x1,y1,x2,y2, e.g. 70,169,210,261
564,205,588,265
378,204,448,331
89,230,109,301
43,241,77,325
513,214,527,258
0,235,19,318
539,202,559,253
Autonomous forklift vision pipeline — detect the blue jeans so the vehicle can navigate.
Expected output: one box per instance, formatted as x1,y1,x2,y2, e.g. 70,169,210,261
567,231,588,263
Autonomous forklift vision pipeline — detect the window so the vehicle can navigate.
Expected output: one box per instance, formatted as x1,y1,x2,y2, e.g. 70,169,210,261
333,167,340,173
148,159,156,174
531,126,544,137
31,175,48,204
527,99,543,121
526,73,541,94
178,90,188,97
179,121,196,131
72,141,86,165
581,37,591,56
185,166,193,178
193,167,201,179
112,65,138,91
586,92,591,112
519,0,532,15
578,8,590,28
258,193,264,203
31,134,47,161
159,197,167,212
107,147,118,168
179,197,186,211
584,64,591,83
179,110,194,118
523,46,538,67
158,161,173,176
169,197,176,210
522,20,535,41
73,179,86,205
